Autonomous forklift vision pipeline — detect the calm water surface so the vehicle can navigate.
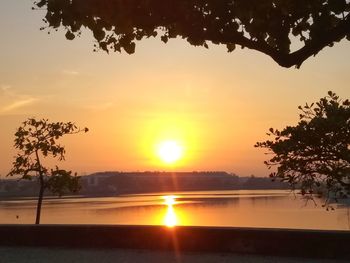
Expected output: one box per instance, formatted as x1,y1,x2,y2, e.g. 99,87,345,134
0,190,349,230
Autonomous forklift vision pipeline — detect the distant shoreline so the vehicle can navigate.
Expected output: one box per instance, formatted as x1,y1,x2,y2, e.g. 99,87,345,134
1,172,290,198
0,188,292,200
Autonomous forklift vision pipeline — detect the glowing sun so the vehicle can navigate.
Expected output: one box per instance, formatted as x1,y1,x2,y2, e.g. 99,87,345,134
157,140,183,164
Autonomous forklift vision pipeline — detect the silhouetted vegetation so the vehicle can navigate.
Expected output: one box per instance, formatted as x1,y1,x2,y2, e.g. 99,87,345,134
255,91,350,206
34,0,350,68
8,118,88,224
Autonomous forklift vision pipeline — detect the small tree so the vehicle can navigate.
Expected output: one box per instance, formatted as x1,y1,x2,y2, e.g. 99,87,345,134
8,118,88,224
255,91,350,206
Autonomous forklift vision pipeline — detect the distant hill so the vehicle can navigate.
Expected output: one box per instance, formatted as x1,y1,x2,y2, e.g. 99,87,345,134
79,172,288,196
0,172,289,198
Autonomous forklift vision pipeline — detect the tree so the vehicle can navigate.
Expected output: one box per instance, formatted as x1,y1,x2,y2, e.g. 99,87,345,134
8,118,88,224
33,0,350,68
255,91,350,206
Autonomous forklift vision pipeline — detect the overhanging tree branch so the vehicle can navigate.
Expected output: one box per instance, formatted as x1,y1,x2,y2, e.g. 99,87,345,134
34,0,350,68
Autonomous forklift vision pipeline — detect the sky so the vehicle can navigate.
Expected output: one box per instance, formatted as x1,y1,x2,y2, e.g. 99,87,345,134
0,1,349,177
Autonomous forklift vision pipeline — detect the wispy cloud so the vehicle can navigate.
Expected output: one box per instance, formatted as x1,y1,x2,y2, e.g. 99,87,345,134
0,85,40,115
1,84,12,93
1,97,39,113
62,70,79,76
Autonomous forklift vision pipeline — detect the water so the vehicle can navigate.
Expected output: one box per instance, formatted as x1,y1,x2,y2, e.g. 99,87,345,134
0,190,349,230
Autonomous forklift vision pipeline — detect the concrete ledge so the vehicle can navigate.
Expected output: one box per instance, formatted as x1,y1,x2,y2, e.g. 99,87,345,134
0,225,349,259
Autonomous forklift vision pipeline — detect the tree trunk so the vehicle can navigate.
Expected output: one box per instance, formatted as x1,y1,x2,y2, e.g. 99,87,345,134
35,150,45,225
35,177,45,224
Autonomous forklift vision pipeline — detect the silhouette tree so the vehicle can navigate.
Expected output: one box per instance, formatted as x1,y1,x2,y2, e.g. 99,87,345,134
8,118,88,224
255,92,350,206
34,0,350,68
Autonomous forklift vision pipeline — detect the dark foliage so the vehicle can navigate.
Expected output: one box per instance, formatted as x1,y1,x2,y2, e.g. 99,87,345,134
255,92,350,206
34,0,350,68
8,118,88,223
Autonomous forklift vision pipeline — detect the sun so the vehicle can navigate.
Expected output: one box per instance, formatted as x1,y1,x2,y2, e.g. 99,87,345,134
157,140,183,164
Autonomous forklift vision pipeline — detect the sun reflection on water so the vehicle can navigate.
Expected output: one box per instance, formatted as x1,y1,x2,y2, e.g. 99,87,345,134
163,195,178,227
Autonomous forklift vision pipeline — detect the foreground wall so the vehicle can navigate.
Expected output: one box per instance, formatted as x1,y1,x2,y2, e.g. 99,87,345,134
0,225,349,259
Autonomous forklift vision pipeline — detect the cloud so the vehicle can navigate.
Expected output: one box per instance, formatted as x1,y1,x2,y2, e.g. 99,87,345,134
0,97,39,114
1,85,12,92
62,70,79,76
0,85,40,115
1,85,13,97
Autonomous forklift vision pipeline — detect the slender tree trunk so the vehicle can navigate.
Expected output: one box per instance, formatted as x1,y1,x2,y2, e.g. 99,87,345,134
35,150,45,225
35,179,45,224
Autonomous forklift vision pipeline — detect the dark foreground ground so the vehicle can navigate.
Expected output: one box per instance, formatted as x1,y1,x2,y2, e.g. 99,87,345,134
1,225,350,262
0,247,348,263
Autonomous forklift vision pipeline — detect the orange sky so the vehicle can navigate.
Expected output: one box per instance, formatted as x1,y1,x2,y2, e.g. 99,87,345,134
0,1,349,177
